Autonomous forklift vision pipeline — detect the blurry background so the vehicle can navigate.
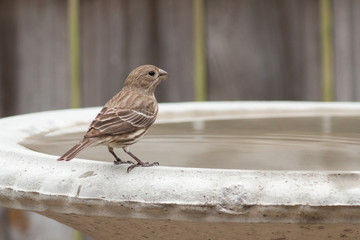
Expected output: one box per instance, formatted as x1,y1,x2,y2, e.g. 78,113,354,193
0,0,359,239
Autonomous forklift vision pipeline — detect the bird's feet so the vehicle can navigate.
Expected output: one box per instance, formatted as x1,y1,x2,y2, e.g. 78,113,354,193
113,158,134,165
127,161,159,173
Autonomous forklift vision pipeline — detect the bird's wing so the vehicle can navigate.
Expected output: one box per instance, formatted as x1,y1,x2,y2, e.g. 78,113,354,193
85,106,156,138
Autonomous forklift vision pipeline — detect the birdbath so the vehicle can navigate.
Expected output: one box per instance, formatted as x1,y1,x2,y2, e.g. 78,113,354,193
0,102,360,239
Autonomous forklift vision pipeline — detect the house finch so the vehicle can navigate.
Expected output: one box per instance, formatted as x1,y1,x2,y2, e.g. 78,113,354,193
58,65,168,172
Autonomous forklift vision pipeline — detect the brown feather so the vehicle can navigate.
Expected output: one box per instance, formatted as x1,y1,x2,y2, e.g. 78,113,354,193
85,98,157,138
57,138,95,161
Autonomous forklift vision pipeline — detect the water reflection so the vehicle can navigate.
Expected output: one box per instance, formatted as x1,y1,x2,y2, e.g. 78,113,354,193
22,116,360,171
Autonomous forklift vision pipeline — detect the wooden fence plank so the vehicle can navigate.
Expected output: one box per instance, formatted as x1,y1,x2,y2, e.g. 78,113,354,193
81,0,129,107
0,0,69,116
81,0,194,106
2,0,360,117
333,0,360,101
156,0,194,102
0,0,19,116
354,1,360,101
206,0,321,101
333,0,354,101
16,0,69,113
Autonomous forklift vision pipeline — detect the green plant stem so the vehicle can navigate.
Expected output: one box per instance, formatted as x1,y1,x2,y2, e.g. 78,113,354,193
194,0,207,101
69,0,81,108
320,0,333,102
73,230,83,240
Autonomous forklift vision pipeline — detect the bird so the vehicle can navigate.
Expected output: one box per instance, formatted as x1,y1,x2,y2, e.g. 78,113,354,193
57,65,168,172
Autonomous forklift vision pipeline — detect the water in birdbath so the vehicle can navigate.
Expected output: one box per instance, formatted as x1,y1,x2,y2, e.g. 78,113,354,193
21,116,360,171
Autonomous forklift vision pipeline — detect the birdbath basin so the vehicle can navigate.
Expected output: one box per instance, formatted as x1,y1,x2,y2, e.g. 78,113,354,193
1,102,360,239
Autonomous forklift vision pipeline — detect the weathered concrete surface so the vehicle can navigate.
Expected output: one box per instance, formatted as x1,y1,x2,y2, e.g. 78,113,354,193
1,102,360,239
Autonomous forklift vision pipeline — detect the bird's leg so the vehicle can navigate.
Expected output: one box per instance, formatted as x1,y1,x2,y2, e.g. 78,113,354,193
123,147,159,172
108,147,134,165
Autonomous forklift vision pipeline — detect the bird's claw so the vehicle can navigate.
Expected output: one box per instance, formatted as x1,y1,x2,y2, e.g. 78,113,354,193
127,161,159,173
114,160,134,165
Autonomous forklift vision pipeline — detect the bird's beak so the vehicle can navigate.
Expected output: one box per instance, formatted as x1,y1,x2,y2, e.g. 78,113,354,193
158,68,169,80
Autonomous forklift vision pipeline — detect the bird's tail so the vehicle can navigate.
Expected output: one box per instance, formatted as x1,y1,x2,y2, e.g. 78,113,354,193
57,138,95,161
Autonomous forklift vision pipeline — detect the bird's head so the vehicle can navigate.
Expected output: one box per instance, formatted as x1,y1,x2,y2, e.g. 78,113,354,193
124,65,168,95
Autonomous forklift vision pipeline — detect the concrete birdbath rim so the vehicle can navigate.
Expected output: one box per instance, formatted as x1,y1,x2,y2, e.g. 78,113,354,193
0,101,360,224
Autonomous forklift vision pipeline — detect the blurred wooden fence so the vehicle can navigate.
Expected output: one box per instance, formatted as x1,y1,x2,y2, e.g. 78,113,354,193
0,1,360,238
0,0,360,118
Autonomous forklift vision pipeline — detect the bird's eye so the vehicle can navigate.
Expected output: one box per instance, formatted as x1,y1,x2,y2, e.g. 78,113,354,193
148,71,155,76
